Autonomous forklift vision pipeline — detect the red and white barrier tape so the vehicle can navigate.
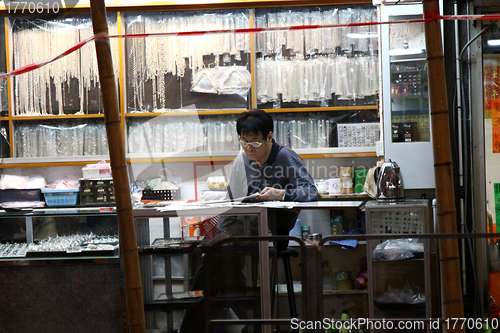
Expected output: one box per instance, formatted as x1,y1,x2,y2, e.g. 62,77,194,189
1,14,500,79
0,32,108,80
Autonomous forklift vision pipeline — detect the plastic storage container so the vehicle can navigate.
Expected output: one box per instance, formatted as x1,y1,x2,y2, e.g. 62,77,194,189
0,189,41,203
42,188,79,207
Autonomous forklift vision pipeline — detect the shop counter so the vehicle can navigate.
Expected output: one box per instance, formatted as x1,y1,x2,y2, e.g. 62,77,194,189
0,206,121,333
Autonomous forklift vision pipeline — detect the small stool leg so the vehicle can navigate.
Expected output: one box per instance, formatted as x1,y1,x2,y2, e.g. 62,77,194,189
282,256,297,319
270,253,277,318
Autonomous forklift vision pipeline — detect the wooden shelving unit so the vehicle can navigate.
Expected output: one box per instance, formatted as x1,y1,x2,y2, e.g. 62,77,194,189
0,0,381,171
11,114,105,120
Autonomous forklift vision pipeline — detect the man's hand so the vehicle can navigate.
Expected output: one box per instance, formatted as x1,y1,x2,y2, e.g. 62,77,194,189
254,187,285,202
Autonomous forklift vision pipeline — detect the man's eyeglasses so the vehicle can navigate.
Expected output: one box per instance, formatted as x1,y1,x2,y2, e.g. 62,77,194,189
239,140,263,148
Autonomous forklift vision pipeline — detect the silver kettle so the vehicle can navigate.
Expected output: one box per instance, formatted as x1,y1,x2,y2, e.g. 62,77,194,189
376,159,405,201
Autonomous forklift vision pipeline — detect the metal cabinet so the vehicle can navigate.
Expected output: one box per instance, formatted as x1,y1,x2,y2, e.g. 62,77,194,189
366,199,432,332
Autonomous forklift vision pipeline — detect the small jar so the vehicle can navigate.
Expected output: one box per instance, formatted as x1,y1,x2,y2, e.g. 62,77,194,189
336,271,353,290
308,233,320,242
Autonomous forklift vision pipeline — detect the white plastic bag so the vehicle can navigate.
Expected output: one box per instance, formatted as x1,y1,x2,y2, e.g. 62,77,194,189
26,176,47,189
372,238,424,261
0,174,28,189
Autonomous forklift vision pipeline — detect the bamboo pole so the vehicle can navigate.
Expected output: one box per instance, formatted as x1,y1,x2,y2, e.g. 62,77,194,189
89,0,146,332
423,0,465,329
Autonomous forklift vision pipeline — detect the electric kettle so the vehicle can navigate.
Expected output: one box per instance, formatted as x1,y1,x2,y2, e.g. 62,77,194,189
376,159,405,201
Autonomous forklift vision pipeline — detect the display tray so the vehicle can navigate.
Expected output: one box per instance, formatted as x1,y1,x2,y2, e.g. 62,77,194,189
144,298,203,311
139,239,201,254
76,202,115,208
152,237,202,246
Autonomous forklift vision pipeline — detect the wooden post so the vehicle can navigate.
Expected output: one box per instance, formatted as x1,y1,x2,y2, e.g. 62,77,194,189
89,0,146,332
423,0,465,329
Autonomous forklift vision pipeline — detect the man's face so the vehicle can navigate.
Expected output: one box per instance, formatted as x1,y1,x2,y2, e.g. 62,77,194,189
239,131,272,163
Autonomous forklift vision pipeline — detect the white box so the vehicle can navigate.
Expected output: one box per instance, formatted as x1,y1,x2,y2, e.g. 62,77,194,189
82,166,111,179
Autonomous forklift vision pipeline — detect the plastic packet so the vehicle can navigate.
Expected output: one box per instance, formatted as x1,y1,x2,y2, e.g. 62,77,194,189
267,13,278,55
0,174,29,189
26,176,47,189
47,179,80,190
158,167,181,187
338,8,353,51
372,238,424,261
375,281,426,305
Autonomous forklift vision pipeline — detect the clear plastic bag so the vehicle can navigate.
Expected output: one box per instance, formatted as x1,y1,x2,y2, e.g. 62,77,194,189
372,238,424,261
375,282,426,305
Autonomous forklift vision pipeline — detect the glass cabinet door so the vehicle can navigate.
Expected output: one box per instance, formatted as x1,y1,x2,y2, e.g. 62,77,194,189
389,15,430,143
381,4,435,189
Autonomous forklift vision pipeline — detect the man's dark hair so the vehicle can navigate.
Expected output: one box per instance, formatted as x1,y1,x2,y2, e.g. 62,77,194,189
236,109,274,137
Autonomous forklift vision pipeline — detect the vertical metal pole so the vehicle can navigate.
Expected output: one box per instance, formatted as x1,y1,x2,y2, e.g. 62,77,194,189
163,217,173,331
26,217,33,243
259,209,271,333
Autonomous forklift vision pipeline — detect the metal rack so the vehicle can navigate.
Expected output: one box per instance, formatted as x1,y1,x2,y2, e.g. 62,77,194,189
365,199,432,332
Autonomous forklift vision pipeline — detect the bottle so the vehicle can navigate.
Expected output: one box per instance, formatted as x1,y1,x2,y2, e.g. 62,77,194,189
341,310,351,333
301,225,310,240
289,219,302,238
325,319,338,333
330,210,343,235
322,260,333,291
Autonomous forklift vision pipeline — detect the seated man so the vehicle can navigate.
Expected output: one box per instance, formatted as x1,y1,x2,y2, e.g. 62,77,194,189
218,109,318,246
180,109,317,332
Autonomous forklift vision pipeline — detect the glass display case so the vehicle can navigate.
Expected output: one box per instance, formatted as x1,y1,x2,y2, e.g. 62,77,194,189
389,15,430,143
0,207,118,260
381,4,435,189
0,206,121,332
0,120,9,158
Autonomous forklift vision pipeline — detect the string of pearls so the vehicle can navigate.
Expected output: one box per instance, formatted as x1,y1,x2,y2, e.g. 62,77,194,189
12,16,119,116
